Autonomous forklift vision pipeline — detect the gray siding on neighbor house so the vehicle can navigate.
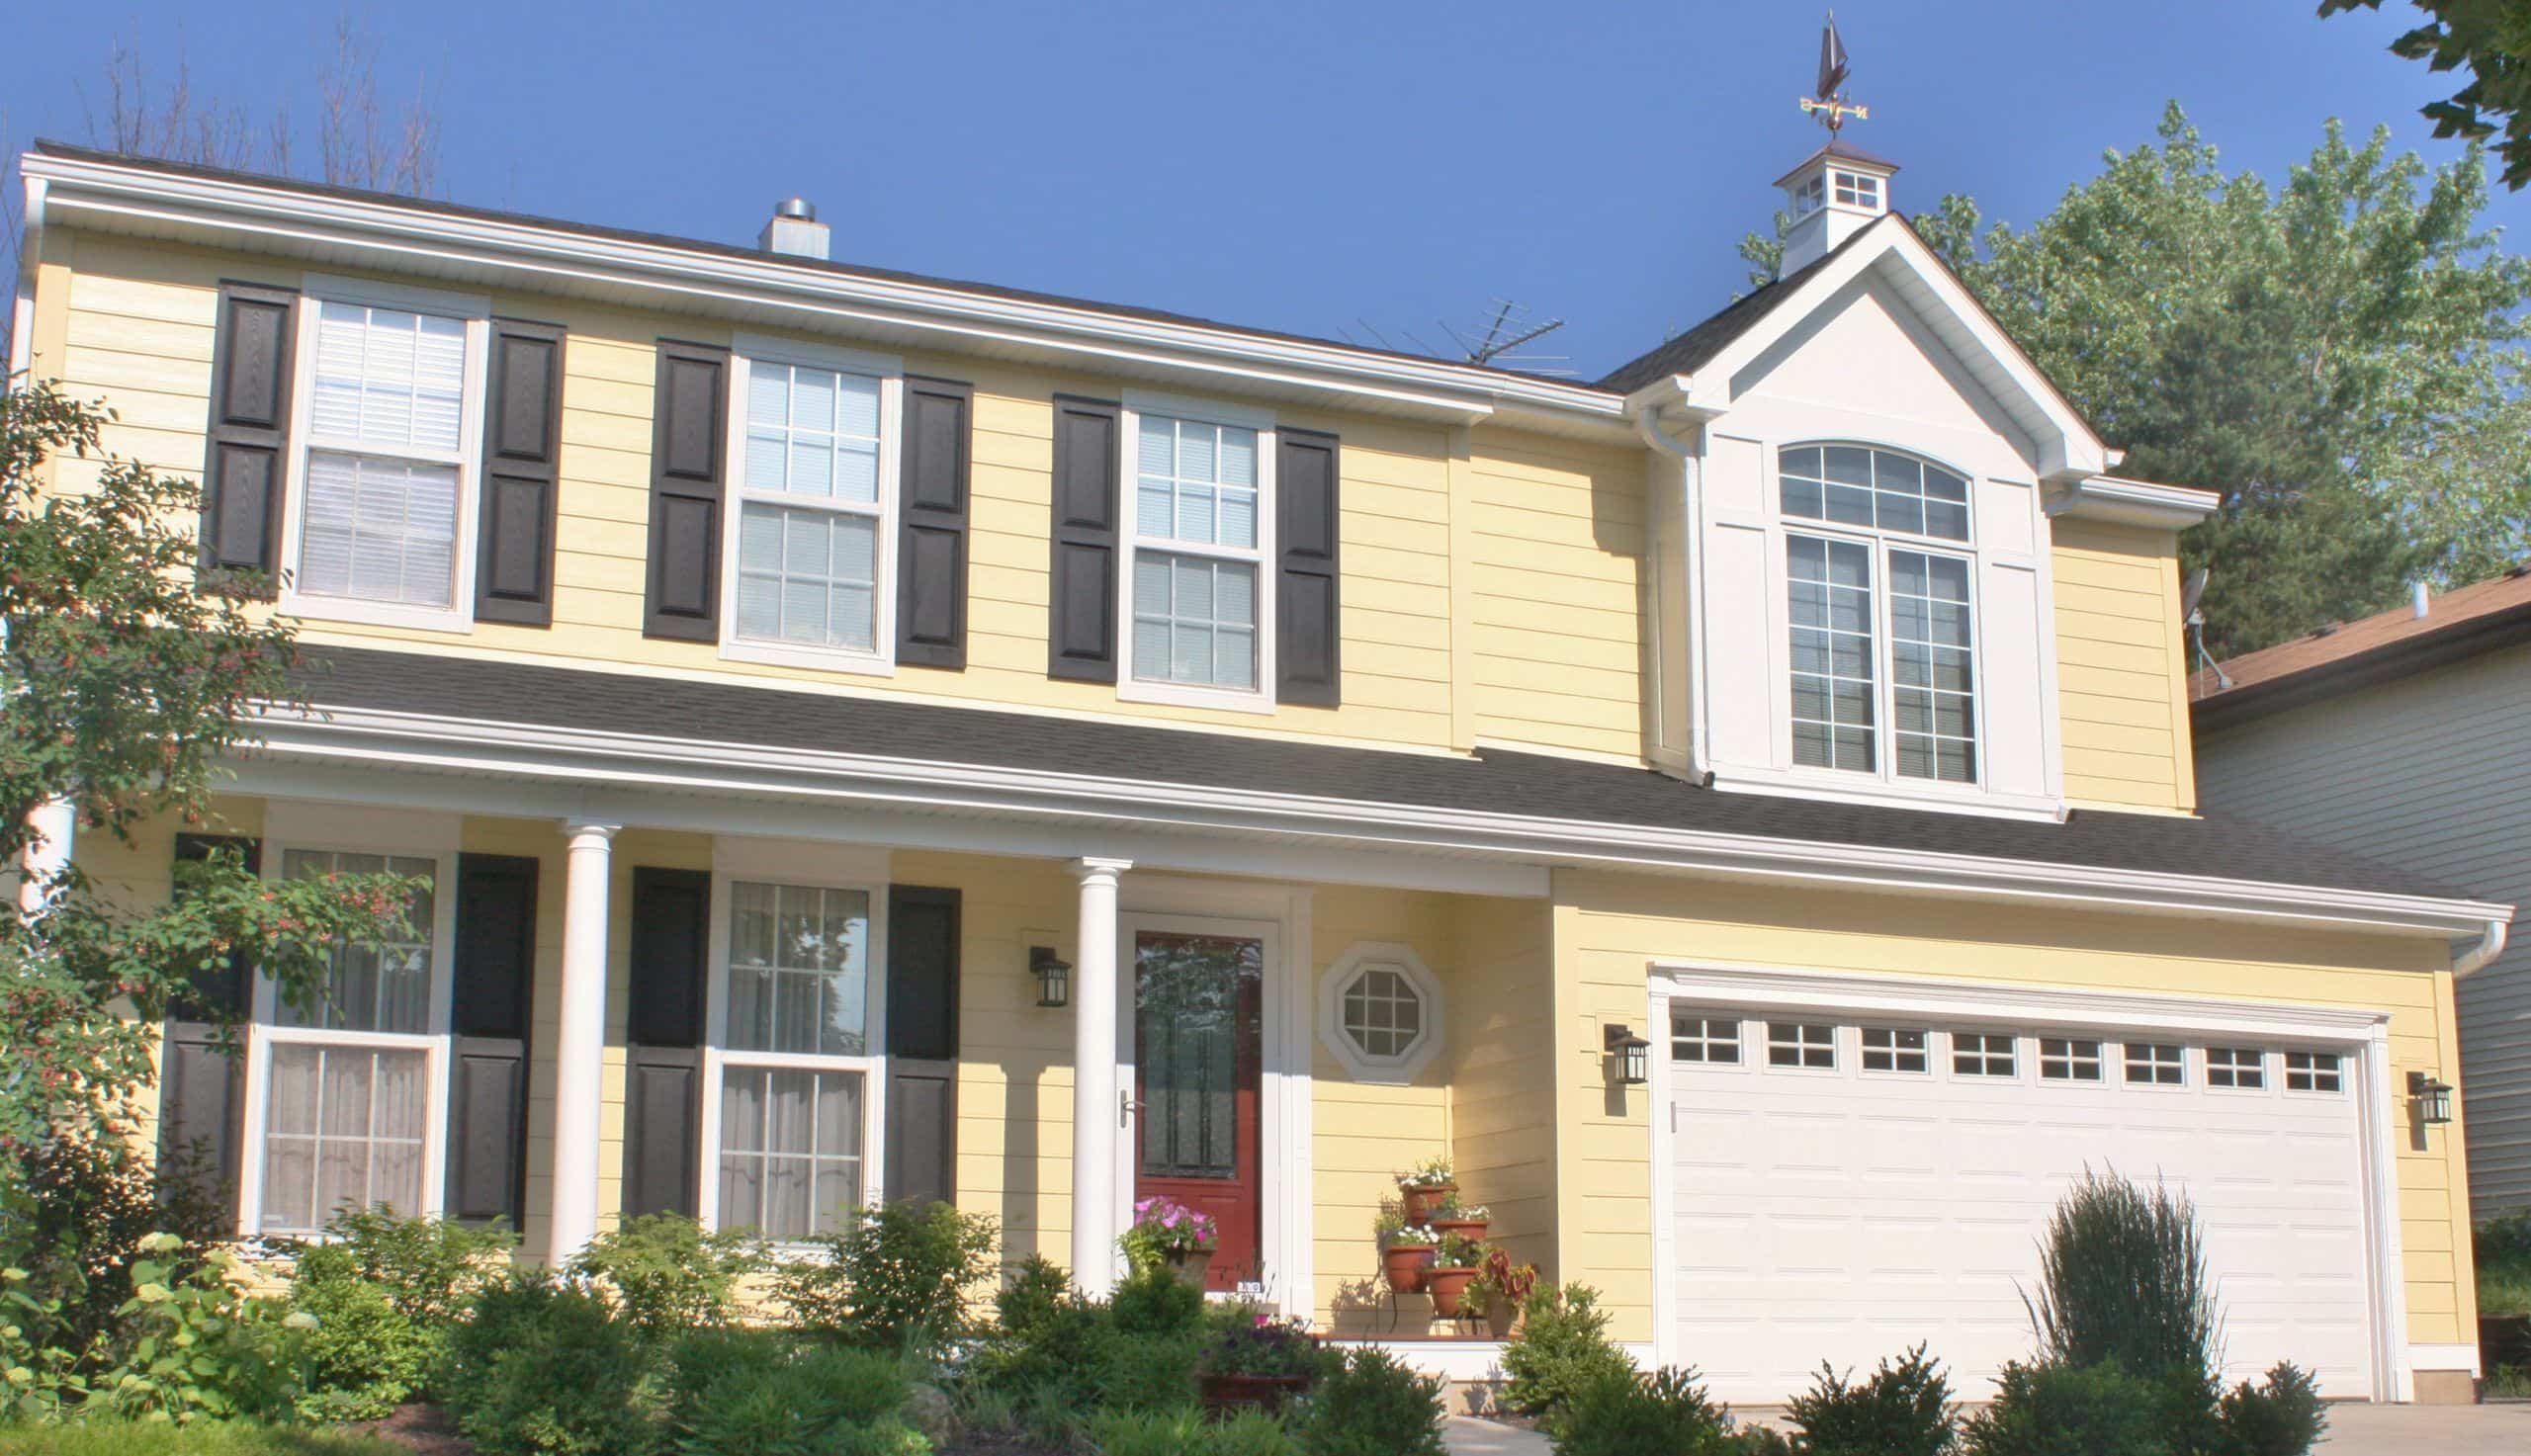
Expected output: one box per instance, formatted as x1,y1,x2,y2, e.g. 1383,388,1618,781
2198,642,2531,1219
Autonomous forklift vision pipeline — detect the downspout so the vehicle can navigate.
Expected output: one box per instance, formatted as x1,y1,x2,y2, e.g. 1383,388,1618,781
2454,916,2509,977
1631,381,1715,787
9,174,47,384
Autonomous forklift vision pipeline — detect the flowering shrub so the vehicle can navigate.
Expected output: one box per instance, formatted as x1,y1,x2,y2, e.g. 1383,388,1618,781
1198,1305,1324,1379
1119,1196,1218,1269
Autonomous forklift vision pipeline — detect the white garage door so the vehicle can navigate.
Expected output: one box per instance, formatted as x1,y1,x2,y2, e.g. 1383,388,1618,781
1662,1000,2378,1405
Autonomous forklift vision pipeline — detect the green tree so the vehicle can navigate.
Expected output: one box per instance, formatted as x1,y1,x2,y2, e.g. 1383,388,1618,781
2323,1,2531,189
0,379,413,1163
1913,106,2531,655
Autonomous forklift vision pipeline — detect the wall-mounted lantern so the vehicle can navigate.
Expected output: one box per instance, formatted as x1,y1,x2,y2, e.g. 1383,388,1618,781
1605,1024,1651,1086
1030,946,1072,1009
2409,1071,2454,1126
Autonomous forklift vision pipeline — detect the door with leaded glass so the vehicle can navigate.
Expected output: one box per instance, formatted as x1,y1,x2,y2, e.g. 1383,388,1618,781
1130,929,1263,1293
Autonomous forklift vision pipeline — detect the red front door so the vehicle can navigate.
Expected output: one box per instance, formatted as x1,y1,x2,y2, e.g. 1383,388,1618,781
1132,930,1263,1293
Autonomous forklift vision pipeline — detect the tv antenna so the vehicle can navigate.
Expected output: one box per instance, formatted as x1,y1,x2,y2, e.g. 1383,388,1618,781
2183,566,2231,693
1798,13,1869,134
1342,298,1571,376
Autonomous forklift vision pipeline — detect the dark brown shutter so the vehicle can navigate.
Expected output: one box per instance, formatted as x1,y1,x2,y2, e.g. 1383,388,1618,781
885,885,960,1207
199,283,299,589
447,853,537,1226
1048,395,1122,681
895,376,973,669
159,834,260,1217
642,342,730,642
622,867,710,1218
475,320,567,626
1275,428,1342,706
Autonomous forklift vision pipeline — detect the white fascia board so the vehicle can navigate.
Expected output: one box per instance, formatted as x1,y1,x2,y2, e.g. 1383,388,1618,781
2045,474,2221,531
240,702,2512,942
1666,216,2109,478
20,151,1630,431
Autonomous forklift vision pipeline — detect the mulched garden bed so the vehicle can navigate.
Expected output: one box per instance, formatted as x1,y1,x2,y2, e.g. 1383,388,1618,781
348,1405,477,1456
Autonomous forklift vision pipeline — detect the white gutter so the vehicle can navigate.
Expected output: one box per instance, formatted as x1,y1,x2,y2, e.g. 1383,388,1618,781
242,702,2514,943
20,150,1629,429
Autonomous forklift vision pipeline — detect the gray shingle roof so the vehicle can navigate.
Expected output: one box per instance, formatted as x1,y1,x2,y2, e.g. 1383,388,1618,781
290,646,2461,900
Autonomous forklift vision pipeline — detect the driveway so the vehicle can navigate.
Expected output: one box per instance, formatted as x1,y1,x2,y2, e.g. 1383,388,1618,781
1440,1403,2531,1455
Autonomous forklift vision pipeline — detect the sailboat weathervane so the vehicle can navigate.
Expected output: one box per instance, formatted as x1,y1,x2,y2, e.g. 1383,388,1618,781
1797,13,1869,134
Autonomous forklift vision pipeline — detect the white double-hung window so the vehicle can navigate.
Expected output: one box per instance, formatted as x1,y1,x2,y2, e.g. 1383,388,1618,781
722,337,903,672
702,868,888,1242
243,834,455,1237
1120,393,1275,712
1781,444,1980,784
280,279,490,629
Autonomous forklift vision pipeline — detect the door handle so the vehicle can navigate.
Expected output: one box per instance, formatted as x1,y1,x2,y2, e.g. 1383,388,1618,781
1120,1091,1146,1128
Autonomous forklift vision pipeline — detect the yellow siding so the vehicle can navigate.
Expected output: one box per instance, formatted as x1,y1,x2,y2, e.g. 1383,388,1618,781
44,233,1464,754
1549,866,2474,1348
2052,518,2195,813
1460,432,1647,761
1445,896,1558,1278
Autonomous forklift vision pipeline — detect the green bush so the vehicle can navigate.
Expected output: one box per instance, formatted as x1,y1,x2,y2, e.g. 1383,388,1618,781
443,1273,662,1456
1110,1263,1205,1334
993,1253,1075,1339
1500,1283,1635,1422
571,1212,765,1334
1548,1367,1734,1456
666,1340,911,1456
2478,1212,2531,1317
1294,1347,1447,1456
89,1241,300,1424
1961,1361,2170,1456
2026,1169,2218,1385
663,1327,793,1432
774,1202,997,1361
287,1208,515,1327
1,1130,230,1360
2216,1363,2327,1456
288,1274,428,1422
1783,1344,1957,1456
284,1207,516,1414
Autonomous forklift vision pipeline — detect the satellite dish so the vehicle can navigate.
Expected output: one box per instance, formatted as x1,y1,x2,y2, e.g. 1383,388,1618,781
2180,566,2211,621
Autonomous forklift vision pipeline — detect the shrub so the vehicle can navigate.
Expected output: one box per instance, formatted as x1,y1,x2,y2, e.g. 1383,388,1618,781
1960,1361,2170,1456
663,1327,794,1433
572,1212,765,1334
1197,1302,1324,1378
1783,1344,1958,1456
0,1130,229,1359
443,1273,662,1456
1549,1367,1734,1456
2478,1212,2531,1317
287,1208,516,1328
1084,1327,1204,1413
1293,1347,1447,1456
994,1253,1075,1339
666,1340,911,1456
289,1273,429,1421
774,1202,998,1360
2216,1363,2328,1456
1110,1263,1205,1334
2025,1169,2218,1385
1499,1283,1634,1421
90,1240,301,1424
1090,1407,1296,1456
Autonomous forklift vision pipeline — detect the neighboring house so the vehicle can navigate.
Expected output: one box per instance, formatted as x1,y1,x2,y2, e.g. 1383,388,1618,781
2195,570,2531,1224
8,134,2507,1406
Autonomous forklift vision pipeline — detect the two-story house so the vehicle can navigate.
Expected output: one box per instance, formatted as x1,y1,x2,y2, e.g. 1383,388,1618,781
10,134,2507,1405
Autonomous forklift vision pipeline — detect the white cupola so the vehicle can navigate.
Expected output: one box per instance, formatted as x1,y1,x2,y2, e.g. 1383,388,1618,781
1775,139,1897,274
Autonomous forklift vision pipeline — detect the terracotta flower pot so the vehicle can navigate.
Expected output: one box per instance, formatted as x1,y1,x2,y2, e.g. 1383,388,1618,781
1401,1181,1457,1223
1426,1266,1478,1318
1164,1245,1215,1291
1429,1217,1489,1243
1200,1372,1313,1415
1381,1242,1436,1293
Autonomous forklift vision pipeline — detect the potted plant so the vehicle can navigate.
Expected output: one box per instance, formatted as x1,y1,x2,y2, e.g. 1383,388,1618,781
1429,1196,1490,1244
1396,1155,1457,1223
1425,1232,1484,1318
1376,1209,1439,1294
1120,1195,1220,1290
1467,1244,1538,1339
1197,1306,1325,1414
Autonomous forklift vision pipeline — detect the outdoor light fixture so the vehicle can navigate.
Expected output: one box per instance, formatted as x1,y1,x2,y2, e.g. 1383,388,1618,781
1030,947,1072,1009
2409,1071,2454,1126
1606,1024,1651,1086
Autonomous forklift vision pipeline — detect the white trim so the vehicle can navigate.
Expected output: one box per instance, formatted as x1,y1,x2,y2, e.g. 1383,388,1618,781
2046,475,2220,531
1114,394,1279,716
1317,940,1445,1084
22,151,1632,432
273,274,493,635
695,844,891,1238
2406,1342,2483,1377
1643,963,2412,1401
241,703,2515,942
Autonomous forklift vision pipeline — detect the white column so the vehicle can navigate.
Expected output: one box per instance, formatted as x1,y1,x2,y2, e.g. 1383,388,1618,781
1069,855,1132,1296
548,819,620,1267
18,798,75,918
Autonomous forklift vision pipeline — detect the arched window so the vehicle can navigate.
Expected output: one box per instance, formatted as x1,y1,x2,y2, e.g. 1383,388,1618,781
1778,445,1978,784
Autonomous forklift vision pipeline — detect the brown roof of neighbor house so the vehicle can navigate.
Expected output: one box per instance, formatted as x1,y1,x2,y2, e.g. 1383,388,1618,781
2191,564,2531,734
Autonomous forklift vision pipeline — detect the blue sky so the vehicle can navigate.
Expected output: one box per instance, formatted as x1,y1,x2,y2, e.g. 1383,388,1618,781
9,1,2517,378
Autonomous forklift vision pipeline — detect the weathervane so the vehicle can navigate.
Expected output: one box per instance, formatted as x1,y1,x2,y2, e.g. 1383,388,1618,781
1797,13,1869,134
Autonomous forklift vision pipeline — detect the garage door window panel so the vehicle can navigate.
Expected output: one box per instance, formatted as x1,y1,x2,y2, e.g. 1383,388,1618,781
2124,1042,2186,1087
1672,1013,1744,1067
2284,1052,2343,1093
1767,1021,1837,1071
2039,1038,2103,1082
2206,1048,2267,1090
1952,1031,2017,1077
1860,1026,1929,1074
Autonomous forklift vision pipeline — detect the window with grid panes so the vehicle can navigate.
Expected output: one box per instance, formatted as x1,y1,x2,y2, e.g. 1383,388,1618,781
2039,1037,2103,1081
1767,1021,1836,1070
1672,1014,1742,1065
1861,1026,1929,1072
1952,1031,2016,1076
